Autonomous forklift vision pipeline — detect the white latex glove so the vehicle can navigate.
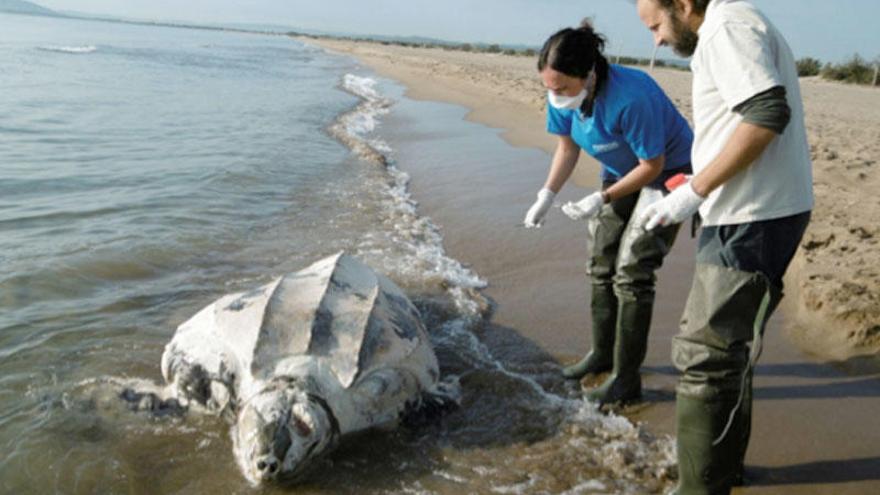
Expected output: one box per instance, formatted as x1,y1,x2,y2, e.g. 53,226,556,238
524,188,555,228
638,182,705,230
562,191,604,220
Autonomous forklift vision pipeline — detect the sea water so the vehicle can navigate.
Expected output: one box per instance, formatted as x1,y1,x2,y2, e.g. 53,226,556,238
0,13,673,494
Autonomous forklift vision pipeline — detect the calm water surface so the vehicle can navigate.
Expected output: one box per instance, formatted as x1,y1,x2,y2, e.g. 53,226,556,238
0,13,673,494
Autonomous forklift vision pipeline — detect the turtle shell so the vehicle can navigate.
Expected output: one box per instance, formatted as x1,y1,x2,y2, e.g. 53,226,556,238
191,253,429,389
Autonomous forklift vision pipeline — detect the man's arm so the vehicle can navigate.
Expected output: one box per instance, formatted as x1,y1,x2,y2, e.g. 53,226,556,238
639,93,790,230
734,86,791,134
690,122,777,197
690,86,790,197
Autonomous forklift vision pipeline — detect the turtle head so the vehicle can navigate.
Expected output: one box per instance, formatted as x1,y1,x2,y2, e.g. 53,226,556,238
233,383,335,484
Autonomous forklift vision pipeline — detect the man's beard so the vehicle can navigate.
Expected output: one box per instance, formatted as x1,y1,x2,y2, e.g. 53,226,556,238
669,11,699,57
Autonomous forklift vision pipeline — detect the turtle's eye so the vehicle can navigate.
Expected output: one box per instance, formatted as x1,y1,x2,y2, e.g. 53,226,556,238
293,415,312,437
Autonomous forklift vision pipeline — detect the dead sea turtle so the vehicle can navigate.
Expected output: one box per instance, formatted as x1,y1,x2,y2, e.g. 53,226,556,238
156,252,458,484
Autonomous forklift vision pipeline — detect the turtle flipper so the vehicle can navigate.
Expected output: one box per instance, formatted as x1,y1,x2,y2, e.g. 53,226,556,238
401,377,461,428
167,359,235,415
173,361,210,404
119,387,187,417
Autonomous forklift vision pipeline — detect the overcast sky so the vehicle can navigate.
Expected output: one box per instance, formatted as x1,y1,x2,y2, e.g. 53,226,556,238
34,0,880,63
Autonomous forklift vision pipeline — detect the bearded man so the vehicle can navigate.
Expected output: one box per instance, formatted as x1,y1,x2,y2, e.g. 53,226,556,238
633,1,814,493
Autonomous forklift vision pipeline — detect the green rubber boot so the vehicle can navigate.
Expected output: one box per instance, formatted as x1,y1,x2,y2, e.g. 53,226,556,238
562,284,616,379
585,290,652,405
673,395,744,495
561,351,612,379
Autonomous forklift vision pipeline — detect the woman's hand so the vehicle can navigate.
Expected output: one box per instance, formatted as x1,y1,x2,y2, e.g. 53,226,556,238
524,188,556,228
562,191,604,220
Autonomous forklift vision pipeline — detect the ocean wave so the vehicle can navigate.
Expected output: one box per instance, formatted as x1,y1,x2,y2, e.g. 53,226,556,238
38,45,97,54
328,74,392,166
329,73,487,318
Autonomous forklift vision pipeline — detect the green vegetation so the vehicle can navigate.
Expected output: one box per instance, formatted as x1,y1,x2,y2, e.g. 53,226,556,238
796,55,880,86
819,54,879,86
796,57,822,77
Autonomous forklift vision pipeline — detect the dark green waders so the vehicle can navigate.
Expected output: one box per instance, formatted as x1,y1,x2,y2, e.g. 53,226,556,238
564,188,680,406
671,263,781,495
561,199,626,379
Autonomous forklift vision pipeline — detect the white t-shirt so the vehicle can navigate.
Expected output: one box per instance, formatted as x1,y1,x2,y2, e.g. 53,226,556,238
690,0,813,226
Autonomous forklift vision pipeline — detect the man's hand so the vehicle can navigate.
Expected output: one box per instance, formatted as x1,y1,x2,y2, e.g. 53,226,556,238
524,188,556,228
638,182,705,230
562,191,604,220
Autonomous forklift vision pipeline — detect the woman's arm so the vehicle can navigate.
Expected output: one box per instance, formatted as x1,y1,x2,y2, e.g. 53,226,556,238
603,154,665,201
524,135,583,227
543,135,582,193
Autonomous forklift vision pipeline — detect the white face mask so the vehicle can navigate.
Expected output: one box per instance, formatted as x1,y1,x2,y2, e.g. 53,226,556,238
547,88,587,110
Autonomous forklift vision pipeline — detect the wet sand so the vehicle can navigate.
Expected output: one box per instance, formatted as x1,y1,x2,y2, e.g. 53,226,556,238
303,37,880,493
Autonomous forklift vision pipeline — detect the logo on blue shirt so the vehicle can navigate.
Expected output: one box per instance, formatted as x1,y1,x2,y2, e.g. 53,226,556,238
592,142,621,154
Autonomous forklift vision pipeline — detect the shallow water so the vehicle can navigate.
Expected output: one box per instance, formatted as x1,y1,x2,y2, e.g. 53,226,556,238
0,13,674,494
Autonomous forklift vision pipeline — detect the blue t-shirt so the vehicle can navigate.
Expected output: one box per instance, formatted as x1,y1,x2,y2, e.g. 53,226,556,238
547,65,693,181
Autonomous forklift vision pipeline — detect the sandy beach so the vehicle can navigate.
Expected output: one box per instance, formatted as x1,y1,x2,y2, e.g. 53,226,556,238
301,37,880,493
305,37,880,357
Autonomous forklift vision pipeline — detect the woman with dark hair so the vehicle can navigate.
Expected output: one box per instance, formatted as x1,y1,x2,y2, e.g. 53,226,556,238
525,21,693,405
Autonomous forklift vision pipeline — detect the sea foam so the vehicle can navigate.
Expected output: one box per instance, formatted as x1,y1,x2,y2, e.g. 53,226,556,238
38,45,97,54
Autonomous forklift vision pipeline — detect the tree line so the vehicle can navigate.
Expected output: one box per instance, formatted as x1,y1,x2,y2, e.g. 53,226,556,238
797,55,880,86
